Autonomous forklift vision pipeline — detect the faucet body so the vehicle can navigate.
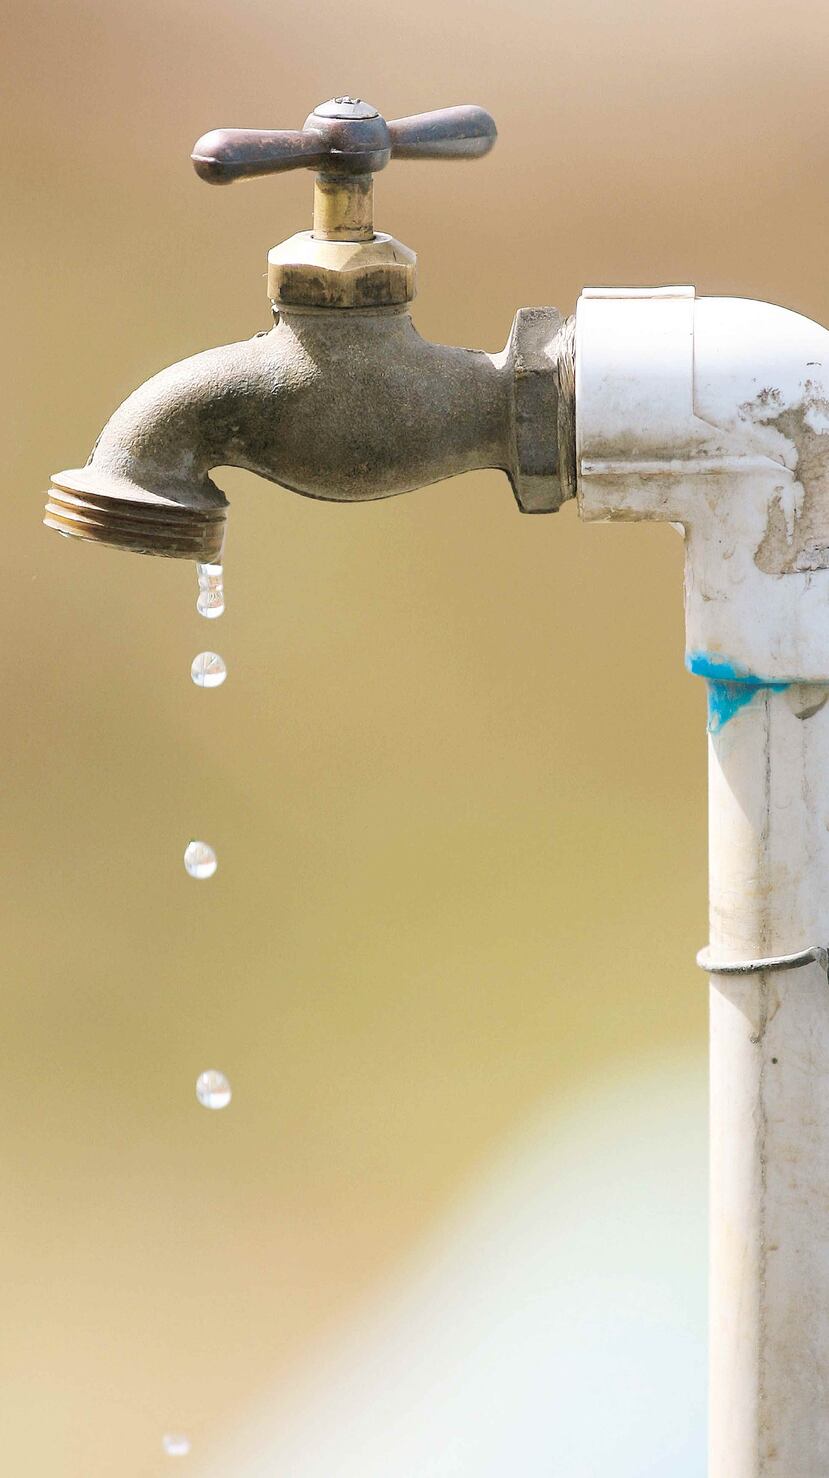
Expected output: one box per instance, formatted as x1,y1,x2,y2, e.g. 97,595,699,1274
47,304,572,559
68,308,511,501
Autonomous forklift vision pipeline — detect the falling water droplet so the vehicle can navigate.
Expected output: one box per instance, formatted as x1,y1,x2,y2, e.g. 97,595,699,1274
196,561,224,619
190,651,227,688
183,840,217,879
196,1069,232,1110
162,1433,191,1457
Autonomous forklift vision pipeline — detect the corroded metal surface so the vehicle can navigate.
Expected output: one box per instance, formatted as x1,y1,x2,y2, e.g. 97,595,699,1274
46,304,575,558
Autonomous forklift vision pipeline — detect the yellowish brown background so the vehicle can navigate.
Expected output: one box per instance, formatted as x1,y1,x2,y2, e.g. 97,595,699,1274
3,0,828,1471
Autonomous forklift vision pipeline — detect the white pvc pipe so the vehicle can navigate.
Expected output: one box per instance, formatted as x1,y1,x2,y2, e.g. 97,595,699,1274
708,684,829,1477
576,285,829,1471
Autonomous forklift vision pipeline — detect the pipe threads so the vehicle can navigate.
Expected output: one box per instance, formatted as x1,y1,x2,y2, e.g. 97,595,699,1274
556,314,577,505
44,482,226,562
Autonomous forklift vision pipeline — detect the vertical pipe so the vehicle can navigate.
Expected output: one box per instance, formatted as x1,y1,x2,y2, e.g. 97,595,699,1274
708,685,829,1477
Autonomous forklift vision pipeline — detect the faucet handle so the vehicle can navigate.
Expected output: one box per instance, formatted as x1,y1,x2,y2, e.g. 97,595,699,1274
191,128,329,184
191,98,496,185
193,98,497,308
387,106,497,160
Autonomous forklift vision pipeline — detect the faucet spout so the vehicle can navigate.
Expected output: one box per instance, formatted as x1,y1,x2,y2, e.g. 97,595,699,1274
46,305,574,560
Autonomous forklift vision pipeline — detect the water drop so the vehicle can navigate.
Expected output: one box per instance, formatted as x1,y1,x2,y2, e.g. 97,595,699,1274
190,651,227,688
196,1069,232,1110
183,840,217,879
196,562,224,619
162,1433,191,1457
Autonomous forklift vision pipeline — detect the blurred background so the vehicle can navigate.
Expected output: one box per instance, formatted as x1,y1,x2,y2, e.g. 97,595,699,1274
3,0,828,1471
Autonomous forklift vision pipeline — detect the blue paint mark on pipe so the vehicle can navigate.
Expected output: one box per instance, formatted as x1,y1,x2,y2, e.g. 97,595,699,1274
686,652,790,733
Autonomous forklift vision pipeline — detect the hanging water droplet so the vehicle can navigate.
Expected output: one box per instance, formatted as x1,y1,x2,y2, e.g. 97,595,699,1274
183,840,217,879
190,651,227,688
196,561,224,619
196,1069,232,1110
162,1433,191,1457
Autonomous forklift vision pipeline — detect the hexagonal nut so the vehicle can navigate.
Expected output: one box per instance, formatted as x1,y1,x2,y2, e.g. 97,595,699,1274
268,232,417,309
506,306,569,514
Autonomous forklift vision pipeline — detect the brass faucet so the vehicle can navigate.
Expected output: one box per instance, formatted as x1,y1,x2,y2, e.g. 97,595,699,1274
45,97,575,561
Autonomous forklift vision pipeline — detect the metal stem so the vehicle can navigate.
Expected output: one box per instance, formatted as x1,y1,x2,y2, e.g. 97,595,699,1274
312,175,374,241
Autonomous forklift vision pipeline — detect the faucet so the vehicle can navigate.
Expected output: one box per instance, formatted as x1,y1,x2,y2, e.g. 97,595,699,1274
45,96,575,561
44,93,829,1478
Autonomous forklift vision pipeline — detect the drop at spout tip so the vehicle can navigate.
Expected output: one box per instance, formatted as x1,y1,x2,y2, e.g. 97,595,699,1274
196,561,224,619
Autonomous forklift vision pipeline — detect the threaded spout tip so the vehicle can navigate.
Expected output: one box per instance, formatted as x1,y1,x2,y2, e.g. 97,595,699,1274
44,479,226,562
